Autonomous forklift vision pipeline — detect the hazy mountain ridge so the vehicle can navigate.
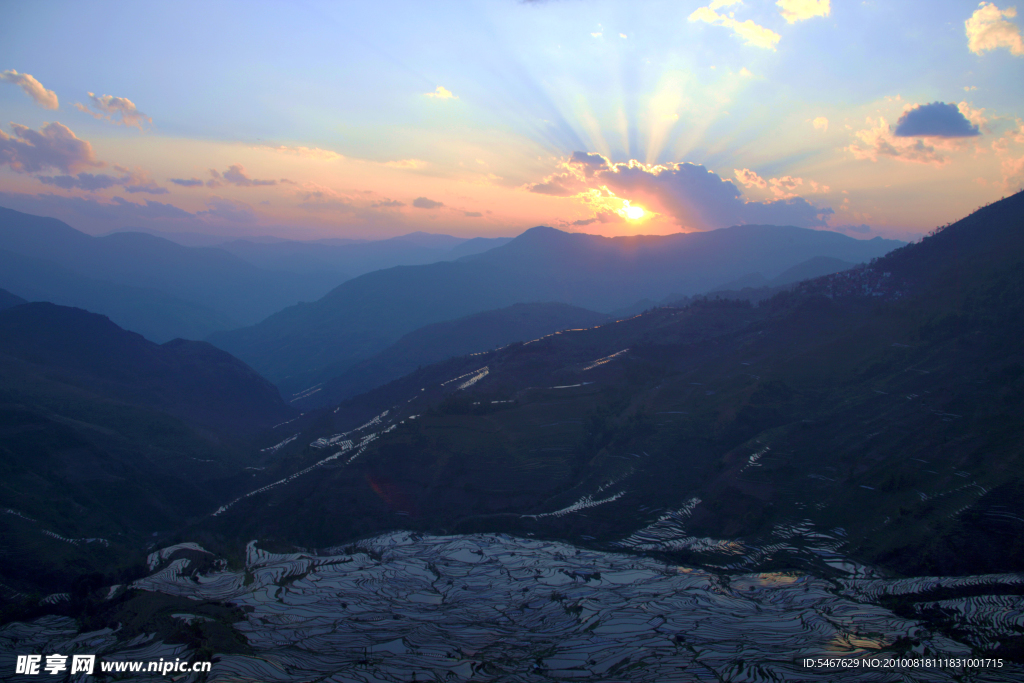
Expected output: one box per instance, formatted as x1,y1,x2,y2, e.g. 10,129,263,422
210,224,903,394
0,247,237,342
0,287,27,311
0,207,344,340
212,233,513,278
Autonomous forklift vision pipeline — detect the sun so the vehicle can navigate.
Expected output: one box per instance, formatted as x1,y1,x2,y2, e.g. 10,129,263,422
621,200,645,220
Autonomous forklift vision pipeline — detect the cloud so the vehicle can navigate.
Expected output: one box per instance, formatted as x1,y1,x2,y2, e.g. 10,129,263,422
170,177,204,187
208,164,278,187
688,4,781,50
266,145,342,160
0,121,102,174
463,211,483,217
116,167,169,194
735,168,829,198
0,70,59,109
412,196,444,209
38,172,120,191
531,153,833,230
734,168,768,189
893,101,981,138
371,199,406,208
776,0,830,24
197,196,257,223
424,86,457,99
966,2,1024,56
383,159,428,169
847,117,947,165
74,93,151,130
1003,153,1024,189
812,116,829,132
35,166,168,194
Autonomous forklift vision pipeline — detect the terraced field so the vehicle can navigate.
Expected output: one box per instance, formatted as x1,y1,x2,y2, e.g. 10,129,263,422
4,534,1023,682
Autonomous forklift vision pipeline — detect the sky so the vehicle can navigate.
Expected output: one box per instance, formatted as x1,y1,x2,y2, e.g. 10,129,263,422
1,0,1023,242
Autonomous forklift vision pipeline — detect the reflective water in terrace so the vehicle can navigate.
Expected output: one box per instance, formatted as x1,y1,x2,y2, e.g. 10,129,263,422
3,533,1024,682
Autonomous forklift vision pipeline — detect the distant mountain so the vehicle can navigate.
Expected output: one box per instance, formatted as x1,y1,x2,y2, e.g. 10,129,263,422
209,191,1024,580
290,302,610,408
209,224,902,393
0,247,236,342
0,287,26,311
99,226,296,247
0,302,293,437
216,232,513,278
0,207,345,336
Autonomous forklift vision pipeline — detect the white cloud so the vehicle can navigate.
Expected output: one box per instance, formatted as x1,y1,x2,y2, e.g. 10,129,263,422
424,86,457,99
74,92,151,130
965,2,1024,56
812,116,829,132
777,0,830,24
735,168,829,198
267,145,342,160
734,168,767,189
688,4,781,50
383,159,428,169
0,70,59,109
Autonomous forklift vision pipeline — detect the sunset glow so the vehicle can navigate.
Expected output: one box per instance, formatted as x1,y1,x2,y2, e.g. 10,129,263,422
1,1,1022,242
621,201,646,221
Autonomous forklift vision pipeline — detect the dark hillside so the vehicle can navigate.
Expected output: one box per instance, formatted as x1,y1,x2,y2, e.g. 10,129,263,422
204,191,1024,578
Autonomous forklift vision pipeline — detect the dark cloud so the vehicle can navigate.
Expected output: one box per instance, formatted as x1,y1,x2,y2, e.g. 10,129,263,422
0,121,103,174
893,102,981,138
108,196,191,219
208,164,278,187
170,177,204,187
413,196,444,209
38,173,121,191
463,211,483,217
538,154,834,230
36,167,168,195
570,151,611,175
371,199,405,208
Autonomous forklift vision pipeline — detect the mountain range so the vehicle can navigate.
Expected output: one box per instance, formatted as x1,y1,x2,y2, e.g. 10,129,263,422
0,208,511,344
209,224,903,396
202,190,1024,581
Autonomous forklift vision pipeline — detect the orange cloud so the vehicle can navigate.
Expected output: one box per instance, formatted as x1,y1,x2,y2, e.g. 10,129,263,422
0,70,59,109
